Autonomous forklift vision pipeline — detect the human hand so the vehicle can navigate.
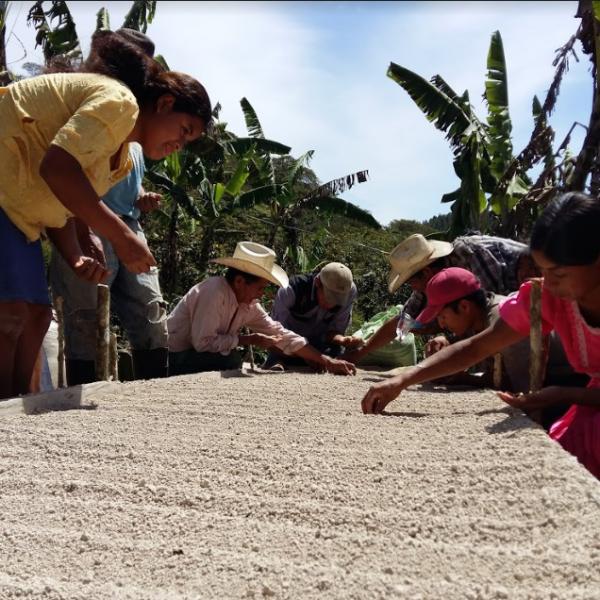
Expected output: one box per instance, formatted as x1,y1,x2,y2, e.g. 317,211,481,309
111,230,156,274
361,379,405,414
70,255,110,284
341,335,364,350
342,349,362,364
246,333,283,349
324,357,356,376
425,335,450,357
496,387,565,411
75,221,106,267
136,191,162,213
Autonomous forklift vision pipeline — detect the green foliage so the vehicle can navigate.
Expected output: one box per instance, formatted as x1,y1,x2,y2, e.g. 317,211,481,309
95,7,110,31
121,0,156,32
28,0,82,63
387,30,560,238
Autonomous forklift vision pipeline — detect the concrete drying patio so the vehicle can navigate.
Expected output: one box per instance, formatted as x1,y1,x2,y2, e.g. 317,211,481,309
1,369,599,599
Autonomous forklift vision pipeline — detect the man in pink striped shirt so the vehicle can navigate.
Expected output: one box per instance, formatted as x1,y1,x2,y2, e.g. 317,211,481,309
167,242,356,376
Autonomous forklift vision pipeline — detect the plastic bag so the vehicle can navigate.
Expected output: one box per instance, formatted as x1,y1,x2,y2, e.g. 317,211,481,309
352,304,417,368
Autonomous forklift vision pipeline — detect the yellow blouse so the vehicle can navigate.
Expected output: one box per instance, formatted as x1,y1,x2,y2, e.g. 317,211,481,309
0,72,139,241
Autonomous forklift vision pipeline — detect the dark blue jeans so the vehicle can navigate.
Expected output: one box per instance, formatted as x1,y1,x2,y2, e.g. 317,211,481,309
169,349,243,376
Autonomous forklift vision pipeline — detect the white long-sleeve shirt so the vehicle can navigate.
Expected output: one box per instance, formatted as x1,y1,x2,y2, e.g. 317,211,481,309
167,276,308,356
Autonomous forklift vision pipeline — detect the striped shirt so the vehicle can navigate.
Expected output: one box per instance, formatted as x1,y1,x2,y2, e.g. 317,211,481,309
404,235,528,318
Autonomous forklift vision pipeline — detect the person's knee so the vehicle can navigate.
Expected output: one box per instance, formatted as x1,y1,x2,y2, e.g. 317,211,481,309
128,300,168,349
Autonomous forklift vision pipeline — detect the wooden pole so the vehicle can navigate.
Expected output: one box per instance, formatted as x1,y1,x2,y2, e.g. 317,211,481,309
529,279,544,392
109,332,118,382
55,296,66,388
248,344,256,372
96,284,110,381
492,353,503,389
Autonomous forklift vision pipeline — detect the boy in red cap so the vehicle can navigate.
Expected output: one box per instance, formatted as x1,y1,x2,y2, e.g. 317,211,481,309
416,267,573,395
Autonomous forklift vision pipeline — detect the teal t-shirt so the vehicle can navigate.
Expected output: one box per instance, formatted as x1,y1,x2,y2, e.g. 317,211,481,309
102,142,145,220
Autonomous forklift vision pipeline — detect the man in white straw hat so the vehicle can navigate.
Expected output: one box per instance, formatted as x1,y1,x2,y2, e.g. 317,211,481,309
345,233,534,364
265,262,362,370
167,242,357,376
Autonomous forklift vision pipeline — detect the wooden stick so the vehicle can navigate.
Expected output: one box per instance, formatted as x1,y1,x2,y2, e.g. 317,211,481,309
55,296,66,388
529,279,544,392
492,353,503,389
96,284,110,381
248,344,256,372
109,332,118,382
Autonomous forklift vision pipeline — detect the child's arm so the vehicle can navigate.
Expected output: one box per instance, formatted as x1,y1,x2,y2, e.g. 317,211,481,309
361,319,525,414
498,387,600,410
40,145,155,274
46,219,109,284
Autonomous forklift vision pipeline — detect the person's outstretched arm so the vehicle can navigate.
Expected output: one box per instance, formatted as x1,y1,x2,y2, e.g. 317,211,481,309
344,316,398,363
361,319,525,414
40,145,155,274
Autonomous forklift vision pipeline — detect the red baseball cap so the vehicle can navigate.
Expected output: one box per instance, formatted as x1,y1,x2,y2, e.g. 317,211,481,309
416,267,481,324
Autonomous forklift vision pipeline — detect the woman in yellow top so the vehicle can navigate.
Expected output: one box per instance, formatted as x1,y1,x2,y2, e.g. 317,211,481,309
0,30,212,399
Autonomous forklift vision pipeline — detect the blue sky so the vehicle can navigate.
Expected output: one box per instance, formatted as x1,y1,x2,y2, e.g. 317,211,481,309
4,1,592,225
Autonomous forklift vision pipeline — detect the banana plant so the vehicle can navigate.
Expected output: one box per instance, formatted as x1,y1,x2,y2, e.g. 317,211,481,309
388,30,538,237
26,0,156,72
121,0,156,32
27,0,82,64
146,103,293,284
239,97,374,269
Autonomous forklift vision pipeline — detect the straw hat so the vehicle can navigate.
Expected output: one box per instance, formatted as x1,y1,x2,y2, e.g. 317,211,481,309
387,234,453,293
211,241,289,288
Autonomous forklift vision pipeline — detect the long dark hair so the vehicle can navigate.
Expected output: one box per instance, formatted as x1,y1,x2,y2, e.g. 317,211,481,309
530,192,600,266
47,29,212,129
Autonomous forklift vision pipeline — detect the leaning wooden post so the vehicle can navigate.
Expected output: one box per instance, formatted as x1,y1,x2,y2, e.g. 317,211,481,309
55,296,66,388
492,353,503,389
96,284,110,381
529,279,544,392
109,332,118,382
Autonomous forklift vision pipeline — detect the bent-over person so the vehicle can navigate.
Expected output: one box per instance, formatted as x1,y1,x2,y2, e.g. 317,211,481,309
167,242,356,377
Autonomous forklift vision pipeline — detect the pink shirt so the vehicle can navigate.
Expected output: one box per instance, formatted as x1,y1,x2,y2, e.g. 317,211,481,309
167,276,307,356
500,281,600,387
500,280,600,479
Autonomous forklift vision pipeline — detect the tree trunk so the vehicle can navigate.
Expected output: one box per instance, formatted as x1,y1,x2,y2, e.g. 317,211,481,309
165,201,179,295
197,221,216,276
569,1,600,190
0,3,11,86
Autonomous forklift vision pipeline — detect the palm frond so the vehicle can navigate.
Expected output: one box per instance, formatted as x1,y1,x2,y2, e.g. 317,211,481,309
286,151,315,189
154,54,169,70
145,170,203,220
299,196,380,229
237,184,282,209
484,30,514,179
28,1,82,63
387,62,474,151
240,97,265,139
121,0,156,32
95,7,110,31
228,137,291,156
298,169,369,203
239,97,278,189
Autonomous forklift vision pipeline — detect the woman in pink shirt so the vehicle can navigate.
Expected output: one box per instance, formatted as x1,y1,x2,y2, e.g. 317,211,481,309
361,192,600,479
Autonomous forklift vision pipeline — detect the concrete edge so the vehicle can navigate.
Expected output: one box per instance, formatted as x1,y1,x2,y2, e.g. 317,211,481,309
0,381,120,416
